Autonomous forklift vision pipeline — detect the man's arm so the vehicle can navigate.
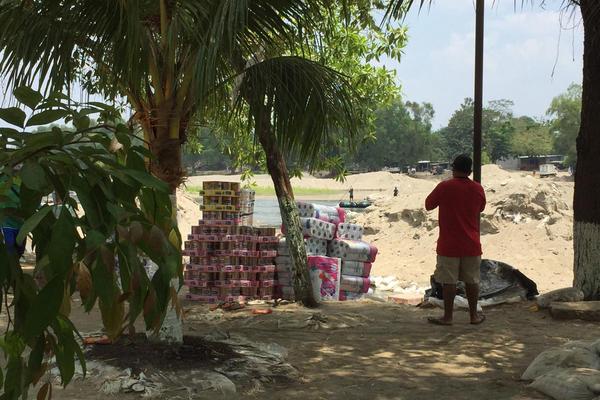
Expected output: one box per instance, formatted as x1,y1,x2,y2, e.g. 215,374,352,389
425,184,441,211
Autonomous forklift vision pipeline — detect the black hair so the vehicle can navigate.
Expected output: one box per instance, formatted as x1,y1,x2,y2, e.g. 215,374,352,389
452,154,472,174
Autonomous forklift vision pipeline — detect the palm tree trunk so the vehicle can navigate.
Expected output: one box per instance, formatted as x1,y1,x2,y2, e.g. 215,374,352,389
139,110,186,343
149,135,184,193
251,103,318,308
573,1,600,300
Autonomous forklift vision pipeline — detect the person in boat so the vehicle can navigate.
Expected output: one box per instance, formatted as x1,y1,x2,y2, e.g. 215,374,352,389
393,187,398,197
348,188,354,201
425,154,486,326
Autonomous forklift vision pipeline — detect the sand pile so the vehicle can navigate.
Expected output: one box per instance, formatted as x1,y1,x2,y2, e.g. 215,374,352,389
354,165,575,293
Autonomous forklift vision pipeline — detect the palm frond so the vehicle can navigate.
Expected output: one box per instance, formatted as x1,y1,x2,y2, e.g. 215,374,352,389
384,0,429,22
234,56,362,166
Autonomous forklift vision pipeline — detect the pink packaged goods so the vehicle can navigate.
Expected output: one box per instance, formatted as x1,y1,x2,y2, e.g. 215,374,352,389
308,256,341,301
328,239,378,262
297,202,346,224
341,261,372,277
339,275,370,293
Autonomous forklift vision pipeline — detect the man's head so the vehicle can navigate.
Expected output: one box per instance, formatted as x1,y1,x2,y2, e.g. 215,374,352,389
452,154,472,178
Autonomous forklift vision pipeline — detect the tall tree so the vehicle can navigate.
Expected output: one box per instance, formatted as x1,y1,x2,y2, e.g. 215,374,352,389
350,98,436,170
386,0,600,299
438,98,514,162
548,83,582,167
511,123,553,157
573,1,600,299
208,2,405,305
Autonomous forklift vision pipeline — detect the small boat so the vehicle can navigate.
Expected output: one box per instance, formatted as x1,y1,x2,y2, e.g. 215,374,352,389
338,200,372,209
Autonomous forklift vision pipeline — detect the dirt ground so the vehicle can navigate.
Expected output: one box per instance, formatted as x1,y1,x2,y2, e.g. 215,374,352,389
49,298,599,400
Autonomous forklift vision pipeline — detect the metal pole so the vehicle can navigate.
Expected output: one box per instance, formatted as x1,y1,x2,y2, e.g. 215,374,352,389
473,0,484,183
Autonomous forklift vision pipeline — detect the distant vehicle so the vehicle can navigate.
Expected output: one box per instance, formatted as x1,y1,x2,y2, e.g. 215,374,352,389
432,166,445,175
539,163,558,177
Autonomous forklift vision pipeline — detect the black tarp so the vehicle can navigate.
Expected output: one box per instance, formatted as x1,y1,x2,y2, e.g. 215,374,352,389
426,259,538,301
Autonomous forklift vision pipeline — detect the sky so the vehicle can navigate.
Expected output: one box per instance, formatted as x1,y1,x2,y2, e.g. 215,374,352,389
380,0,584,128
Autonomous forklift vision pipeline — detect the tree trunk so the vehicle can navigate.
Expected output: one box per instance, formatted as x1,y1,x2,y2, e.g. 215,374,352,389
252,103,318,308
573,1,600,300
149,133,185,193
139,110,186,342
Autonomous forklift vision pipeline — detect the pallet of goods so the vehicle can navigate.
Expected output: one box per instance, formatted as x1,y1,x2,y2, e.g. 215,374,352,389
182,181,275,303
275,202,378,302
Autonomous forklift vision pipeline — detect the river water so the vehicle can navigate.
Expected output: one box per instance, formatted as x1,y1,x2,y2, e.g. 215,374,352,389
253,198,340,226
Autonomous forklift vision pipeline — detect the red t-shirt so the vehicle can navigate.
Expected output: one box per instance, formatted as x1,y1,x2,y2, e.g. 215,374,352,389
425,178,486,257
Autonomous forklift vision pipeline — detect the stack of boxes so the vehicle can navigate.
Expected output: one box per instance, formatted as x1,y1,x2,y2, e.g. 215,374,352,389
275,202,377,302
182,182,277,303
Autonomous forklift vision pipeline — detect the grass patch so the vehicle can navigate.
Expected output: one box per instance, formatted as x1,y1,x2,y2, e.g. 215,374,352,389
252,186,340,196
185,185,340,196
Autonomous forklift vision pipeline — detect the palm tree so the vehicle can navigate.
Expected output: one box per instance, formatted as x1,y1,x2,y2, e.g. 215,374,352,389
0,3,364,308
387,0,600,299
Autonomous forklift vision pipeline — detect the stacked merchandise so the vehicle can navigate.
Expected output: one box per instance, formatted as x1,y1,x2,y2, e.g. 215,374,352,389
329,222,377,301
274,247,342,302
275,203,377,301
183,181,277,303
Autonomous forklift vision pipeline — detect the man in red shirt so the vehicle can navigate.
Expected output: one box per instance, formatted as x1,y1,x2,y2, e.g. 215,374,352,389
425,155,486,325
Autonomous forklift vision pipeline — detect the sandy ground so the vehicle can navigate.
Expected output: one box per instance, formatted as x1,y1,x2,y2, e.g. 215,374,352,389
46,298,599,400
179,165,575,294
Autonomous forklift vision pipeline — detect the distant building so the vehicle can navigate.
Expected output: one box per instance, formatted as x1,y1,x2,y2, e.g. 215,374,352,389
498,155,565,171
416,160,431,172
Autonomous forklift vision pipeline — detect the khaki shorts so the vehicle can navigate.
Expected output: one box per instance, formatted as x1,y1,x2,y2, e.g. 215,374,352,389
434,256,481,285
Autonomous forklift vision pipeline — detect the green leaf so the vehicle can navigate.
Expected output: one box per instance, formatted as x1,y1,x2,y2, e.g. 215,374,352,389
55,316,86,380
14,86,43,110
73,116,90,131
26,109,70,127
4,355,23,397
52,335,74,387
23,277,64,341
124,170,169,192
0,128,22,141
27,335,45,385
20,161,47,191
84,230,105,252
16,205,52,243
0,107,26,128
47,209,76,277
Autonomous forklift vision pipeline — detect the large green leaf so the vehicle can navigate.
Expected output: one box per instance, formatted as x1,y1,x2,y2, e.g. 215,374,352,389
20,161,47,191
16,206,52,243
14,87,43,110
0,107,26,128
47,209,76,277
23,277,64,341
123,169,169,192
26,335,45,385
26,109,70,127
